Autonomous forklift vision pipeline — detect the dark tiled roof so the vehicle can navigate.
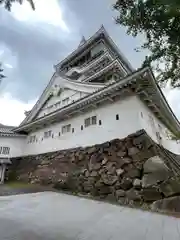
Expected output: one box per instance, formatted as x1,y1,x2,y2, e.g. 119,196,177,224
0,124,25,137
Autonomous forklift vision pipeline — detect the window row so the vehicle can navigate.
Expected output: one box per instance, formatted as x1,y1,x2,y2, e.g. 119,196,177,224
44,97,70,112
28,114,121,143
0,146,10,155
29,135,36,143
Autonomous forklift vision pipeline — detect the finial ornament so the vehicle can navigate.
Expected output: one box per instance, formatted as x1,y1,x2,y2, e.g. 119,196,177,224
78,36,86,47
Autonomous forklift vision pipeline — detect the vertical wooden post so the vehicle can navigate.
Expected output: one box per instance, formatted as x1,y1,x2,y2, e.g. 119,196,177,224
0,164,6,184
0,165,2,184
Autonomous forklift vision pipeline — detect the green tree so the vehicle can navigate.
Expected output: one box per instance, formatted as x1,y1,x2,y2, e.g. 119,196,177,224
0,0,35,11
113,0,180,87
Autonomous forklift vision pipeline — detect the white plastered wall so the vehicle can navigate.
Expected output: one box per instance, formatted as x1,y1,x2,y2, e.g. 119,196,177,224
0,136,26,158
37,89,85,118
23,96,142,156
4,95,180,157
139,101,180,154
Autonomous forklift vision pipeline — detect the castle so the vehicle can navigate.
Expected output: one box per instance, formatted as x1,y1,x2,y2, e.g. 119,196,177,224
1,26,180,183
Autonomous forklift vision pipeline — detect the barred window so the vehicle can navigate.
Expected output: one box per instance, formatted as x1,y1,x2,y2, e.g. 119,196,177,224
44,131,52,138
62,124,71,134
0,146,10,155
29,135,36,143
92,116,97,125
85,117,91,127
84,116,97,128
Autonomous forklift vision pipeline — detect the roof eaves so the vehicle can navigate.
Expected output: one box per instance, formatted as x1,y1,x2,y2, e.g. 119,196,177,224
147,68,180,132
102,29,134,72
19,72,57,127
55,27,104,69
14,67,149,132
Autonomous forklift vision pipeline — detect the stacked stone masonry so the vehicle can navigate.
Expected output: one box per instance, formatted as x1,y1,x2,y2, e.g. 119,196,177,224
10,130,180,212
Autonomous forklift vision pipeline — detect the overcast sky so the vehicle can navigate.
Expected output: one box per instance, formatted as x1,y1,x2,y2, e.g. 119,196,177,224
0,0,180,126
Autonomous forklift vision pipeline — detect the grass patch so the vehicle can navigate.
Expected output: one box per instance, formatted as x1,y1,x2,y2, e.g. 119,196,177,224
5,181,36,189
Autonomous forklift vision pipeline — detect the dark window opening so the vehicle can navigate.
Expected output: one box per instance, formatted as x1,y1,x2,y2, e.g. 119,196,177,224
59,132,61,136
72,128,74,133
81,125,83,131
92,116,97,125
99,120,102,125
116,114,119,120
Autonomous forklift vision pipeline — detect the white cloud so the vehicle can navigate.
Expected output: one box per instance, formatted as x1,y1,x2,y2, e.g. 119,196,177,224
0,93,36,126
0,44,17,70
11,0,69,32
4,63,13,69
163,87,180,120
0,50,4,56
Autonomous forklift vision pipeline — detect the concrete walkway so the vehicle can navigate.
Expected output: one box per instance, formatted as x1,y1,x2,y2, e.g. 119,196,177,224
0,192,180,240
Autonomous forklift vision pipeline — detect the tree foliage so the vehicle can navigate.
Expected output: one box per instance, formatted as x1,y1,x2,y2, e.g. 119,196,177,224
0,0,35,11
0,64,5,81
113,0,180,87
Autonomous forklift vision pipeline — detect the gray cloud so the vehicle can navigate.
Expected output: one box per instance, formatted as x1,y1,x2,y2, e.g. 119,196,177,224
0,0,147,102
61,0,146,66
0,7,80,101
1,0,179,123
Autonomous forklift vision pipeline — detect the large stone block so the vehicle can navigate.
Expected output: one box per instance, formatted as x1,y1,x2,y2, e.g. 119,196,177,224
131,150,153,162
89,162,101,171
142,172,169,188
128,147,139,156
116,189,125,198
106,162,117,172
133,179,141,189
87,146,97,154
160,178,180,197
98,186,111,195
101,174,118,185
151,196,180,212
83,181,94,192
116,168,124,176
117,150,126,157
133,135,152,149
141,188,162,202
117,157,132,168
124,165,141,178
143,156,169,174
120,177,133,190
126,188,141,201
94,180,104,189
89,171,98,177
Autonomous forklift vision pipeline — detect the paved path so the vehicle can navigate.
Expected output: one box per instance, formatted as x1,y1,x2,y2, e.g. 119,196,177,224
0,185,50,196
0,192,180,240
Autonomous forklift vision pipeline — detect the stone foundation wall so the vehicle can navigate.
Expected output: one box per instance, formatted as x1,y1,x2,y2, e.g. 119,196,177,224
10,130,180,212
